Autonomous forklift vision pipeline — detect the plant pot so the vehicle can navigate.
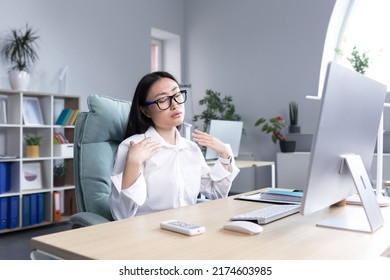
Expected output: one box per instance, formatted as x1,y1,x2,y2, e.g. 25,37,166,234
54,176,65,187
8,70,30,91
26,145,39,158
288,125,301,133
279,140,296,153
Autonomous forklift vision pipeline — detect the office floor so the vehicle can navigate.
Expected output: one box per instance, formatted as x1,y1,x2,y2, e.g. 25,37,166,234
0,221,73,260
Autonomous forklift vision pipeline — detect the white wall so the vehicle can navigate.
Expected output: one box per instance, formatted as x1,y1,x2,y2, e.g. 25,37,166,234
0,0,338,185
183,0,335,164
0,0,185,111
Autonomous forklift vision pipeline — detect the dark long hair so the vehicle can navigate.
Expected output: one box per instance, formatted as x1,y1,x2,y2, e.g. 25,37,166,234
124,71,178,139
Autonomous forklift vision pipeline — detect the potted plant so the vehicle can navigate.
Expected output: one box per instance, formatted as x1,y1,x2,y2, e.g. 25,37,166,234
347,45,370,74
1,23,40,90
288,101,300,133
24,134,41,158
255,116,295,152
53,163,66,187
193,89,241,132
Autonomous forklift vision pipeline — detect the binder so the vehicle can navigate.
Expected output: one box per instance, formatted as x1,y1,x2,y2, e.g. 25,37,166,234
53,191,61,222
30,193,38,225
0,162,11,194
22,195,30,227
37,193,44,223
0,197,8,230
64,189,77,216
8,196,19,229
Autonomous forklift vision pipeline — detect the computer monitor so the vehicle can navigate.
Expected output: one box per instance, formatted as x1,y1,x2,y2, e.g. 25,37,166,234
301,62,387,233
205,120,243,160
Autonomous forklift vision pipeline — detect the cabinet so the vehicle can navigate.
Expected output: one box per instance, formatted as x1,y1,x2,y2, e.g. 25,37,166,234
0,89,79,233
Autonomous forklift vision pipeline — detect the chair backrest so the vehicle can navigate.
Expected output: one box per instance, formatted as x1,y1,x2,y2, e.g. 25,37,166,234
73,94,131,221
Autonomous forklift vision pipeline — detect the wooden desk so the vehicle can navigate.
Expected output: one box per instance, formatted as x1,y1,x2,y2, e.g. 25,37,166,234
31,191,390,260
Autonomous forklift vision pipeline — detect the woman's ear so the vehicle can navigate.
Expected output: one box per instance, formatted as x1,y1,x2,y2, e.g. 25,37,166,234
140,106,151,118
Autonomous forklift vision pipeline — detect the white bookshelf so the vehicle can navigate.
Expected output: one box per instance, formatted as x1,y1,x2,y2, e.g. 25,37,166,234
0,89,79,233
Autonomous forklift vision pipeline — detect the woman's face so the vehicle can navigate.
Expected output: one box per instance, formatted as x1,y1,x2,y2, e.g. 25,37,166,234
141,77,185,131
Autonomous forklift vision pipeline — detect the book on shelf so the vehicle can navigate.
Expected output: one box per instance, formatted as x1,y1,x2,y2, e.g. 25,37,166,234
55,109,71,125
30,194,38,225
236,189,303,204
0,162,11,194
53,98,65,124
65,109,79,125
54,132,69,144
8,196,19,229
0,196,19,230
55,109,79,126
22,195,30,227
64,189,77,216
0,197,7,230
20,194,45,227
37,193,44,223
53,191,61,222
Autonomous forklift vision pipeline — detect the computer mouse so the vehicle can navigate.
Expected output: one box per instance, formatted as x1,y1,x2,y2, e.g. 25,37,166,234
223,221,263,235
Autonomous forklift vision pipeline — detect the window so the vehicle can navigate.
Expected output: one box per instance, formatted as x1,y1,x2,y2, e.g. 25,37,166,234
151,38,163,72
150,28,181,82
337,0,390,86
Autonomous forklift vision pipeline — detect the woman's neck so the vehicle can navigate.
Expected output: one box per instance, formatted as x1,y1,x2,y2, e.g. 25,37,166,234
155,127,176,145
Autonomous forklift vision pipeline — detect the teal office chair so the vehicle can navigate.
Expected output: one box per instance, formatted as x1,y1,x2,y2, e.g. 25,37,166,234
69,94,131,227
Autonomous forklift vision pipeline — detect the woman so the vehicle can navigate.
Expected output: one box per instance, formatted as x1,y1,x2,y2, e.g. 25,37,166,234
110,71,239,219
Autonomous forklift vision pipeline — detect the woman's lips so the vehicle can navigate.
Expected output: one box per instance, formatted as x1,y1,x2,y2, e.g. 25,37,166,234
171,112,182,118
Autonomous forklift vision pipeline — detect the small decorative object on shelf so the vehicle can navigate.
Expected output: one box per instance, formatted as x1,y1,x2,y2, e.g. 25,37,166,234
255,116,295,153
288,101,300,133
22,162,42,190
1,23,40,91
24,134,41,158
53,163,66,187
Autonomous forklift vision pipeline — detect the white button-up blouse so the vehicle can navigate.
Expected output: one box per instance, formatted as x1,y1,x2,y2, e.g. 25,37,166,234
110,126,240,219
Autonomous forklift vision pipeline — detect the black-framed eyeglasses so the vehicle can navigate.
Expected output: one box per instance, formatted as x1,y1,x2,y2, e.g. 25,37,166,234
143,90,187,110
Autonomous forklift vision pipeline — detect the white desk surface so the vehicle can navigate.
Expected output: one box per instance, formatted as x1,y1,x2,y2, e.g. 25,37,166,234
31,190,390,260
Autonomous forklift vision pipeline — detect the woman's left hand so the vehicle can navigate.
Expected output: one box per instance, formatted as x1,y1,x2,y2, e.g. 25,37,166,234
192,129,230,158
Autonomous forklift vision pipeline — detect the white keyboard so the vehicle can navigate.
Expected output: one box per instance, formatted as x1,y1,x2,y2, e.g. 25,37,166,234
231,204,301,225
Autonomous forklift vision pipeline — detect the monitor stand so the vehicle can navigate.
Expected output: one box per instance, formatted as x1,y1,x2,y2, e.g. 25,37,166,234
317,154,384,233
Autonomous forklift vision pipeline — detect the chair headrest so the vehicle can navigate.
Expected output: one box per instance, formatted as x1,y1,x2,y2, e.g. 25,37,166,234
81,94,131,143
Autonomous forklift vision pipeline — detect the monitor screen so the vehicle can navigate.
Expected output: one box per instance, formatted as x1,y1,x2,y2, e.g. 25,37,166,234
301,62,387,232
205,120,243,160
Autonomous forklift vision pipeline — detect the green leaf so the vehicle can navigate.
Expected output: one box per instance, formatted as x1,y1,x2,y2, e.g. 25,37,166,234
255,118,266,126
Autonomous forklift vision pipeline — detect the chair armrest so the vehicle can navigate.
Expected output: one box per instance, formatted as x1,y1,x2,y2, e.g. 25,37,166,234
70,212,111,227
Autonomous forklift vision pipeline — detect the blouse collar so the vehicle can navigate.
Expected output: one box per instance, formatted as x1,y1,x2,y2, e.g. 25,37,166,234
145,126,187,150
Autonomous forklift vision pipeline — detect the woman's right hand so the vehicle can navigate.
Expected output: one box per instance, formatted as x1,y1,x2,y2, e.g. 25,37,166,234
126,137,161,164
122,137,160,189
